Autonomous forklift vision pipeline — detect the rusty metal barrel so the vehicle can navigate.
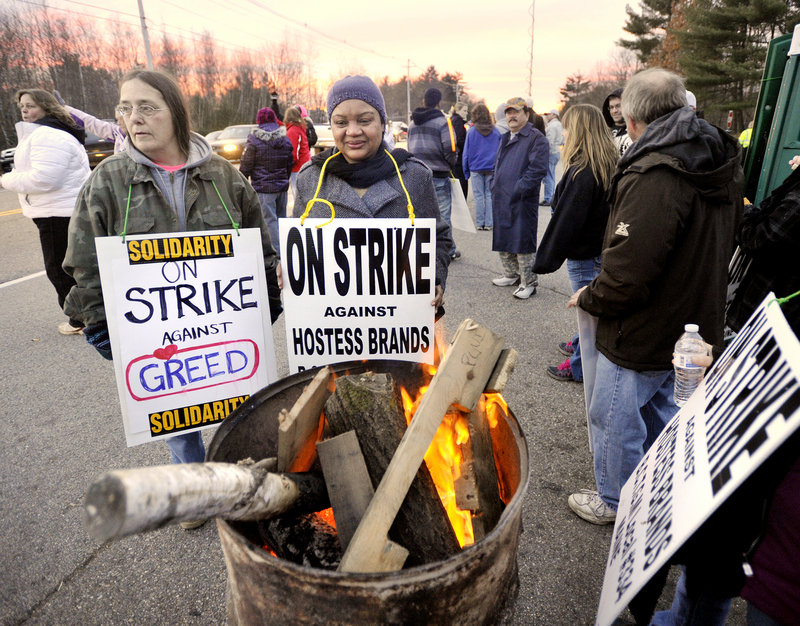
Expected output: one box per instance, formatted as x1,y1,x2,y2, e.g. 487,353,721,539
207,360,530,625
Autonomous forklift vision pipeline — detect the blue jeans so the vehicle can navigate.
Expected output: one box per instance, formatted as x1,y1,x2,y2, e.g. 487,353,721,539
257,191,287,255
471,171,493,227
433,177,456,254
651,569,732,626
542,152,560,203
166,431,206,464
566,256,602,381
589,353,677,508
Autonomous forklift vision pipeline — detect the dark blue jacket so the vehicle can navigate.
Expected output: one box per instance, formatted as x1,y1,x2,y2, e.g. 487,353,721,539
239,124,293,193
491,123,549,254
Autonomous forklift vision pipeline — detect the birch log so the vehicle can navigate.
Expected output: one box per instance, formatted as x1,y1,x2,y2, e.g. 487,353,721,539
84,458,329,542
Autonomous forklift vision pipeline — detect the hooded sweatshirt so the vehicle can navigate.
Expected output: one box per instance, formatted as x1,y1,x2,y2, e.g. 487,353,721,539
602,88,627,135
408,107,457,176
578,106,743,370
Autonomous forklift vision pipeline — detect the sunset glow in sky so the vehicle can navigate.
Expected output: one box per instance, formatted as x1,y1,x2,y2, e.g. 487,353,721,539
50,0,638,112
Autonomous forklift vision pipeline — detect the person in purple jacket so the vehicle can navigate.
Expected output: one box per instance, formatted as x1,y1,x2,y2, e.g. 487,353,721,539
239,107,293,254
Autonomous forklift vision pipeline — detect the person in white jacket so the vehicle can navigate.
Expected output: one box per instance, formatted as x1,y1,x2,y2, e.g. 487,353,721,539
0,88,90,334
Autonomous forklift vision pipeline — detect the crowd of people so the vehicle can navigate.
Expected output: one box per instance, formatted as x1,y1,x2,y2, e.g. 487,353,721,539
4,63,799,625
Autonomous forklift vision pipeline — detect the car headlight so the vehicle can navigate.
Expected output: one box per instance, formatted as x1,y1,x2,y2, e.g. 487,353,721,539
223,144,238,153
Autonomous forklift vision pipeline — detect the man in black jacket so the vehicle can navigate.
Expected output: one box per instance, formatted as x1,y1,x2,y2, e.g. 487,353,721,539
566,68,743,525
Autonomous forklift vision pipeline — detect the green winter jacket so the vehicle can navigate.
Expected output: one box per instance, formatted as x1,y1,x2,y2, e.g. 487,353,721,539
63,133,281,326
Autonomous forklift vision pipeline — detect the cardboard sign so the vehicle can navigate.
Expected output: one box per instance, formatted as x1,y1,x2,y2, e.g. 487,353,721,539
96,229,278,447
279,218,437,373
596,294,800,625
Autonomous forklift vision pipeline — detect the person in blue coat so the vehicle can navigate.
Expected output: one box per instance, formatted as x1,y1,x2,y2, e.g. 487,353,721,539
490,97,549,299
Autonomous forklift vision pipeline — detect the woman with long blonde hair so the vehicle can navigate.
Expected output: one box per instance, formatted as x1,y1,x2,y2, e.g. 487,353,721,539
533,103,617,382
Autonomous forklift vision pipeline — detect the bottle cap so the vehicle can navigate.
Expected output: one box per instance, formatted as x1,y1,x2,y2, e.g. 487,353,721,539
685,323,699,333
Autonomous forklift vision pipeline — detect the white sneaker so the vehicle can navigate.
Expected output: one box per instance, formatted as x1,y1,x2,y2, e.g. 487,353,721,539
492,275,520,287
513,285,536,299
568,490,617,525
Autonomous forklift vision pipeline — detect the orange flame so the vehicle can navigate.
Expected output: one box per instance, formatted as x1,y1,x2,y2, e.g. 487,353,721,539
399,385,474,546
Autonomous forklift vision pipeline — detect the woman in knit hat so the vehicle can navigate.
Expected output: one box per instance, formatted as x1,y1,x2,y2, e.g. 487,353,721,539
293,74,453,311
240,107,293,254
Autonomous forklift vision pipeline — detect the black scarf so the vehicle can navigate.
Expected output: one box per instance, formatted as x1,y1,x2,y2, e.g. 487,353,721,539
311,143,412,188
34,115,85,144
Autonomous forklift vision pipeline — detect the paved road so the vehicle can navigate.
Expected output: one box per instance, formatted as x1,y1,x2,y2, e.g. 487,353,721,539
0,186,746,624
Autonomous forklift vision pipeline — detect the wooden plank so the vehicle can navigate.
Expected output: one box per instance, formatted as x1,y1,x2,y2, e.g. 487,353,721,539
484,348,518,394
465,397,505,541
316,431,408,569
84,459,329,542
277,366,332,472
338,318,505,573
324,373,458,564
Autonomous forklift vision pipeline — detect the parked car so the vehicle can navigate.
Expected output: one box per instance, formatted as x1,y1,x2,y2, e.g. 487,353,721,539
83,130,115,168
311,123,335,154
0,147,14,173
204,130,223,142
210,124,256,162
0,128,114,173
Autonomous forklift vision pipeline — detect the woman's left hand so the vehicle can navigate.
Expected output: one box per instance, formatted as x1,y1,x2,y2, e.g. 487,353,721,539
276,262,283,290
431,285,444,309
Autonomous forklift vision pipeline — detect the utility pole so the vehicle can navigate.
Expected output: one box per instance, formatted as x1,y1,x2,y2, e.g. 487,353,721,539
406,59,411,126
527,0,535,99
137,0,154,70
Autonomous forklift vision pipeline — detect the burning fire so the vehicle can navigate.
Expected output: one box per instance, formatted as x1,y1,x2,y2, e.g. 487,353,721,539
398,341,507,548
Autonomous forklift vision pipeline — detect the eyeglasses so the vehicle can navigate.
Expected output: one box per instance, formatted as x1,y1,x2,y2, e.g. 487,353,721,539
116,104,167,118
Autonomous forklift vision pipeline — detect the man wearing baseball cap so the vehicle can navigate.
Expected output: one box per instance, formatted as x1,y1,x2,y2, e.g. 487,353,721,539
489,97,549,299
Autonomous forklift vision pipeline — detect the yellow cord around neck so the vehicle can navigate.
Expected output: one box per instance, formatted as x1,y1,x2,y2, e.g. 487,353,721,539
299,149,415,227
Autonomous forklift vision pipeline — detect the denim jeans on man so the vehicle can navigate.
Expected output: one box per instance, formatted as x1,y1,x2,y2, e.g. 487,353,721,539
470,171,494,228
433,177,457,255
542,151,560,204
589,352,677,509
566,256,602,381
257,191,287,255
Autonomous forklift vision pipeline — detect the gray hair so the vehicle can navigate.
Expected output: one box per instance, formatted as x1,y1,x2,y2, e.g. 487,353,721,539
621,68,687,125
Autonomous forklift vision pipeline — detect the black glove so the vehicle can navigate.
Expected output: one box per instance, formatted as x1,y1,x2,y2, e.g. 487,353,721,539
84,321,112,360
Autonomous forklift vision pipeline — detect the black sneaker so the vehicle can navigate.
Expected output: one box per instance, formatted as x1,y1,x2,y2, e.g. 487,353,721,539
558,341,574,357
546,359,578,382
450,250,461,260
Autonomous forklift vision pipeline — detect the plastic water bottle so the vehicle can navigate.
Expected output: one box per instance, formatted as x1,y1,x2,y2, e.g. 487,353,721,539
673,324,707,407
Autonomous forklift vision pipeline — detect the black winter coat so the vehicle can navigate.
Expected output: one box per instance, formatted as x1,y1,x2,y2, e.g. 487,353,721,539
578,107,743,370
239,125,293,194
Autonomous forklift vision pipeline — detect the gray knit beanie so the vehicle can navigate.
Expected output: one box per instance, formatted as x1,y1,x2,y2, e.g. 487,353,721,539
327,75,387,124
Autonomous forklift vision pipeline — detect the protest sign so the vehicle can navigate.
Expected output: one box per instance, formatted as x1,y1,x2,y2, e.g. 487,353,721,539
597,294,800,625
96,229,278,447
279,218,437,373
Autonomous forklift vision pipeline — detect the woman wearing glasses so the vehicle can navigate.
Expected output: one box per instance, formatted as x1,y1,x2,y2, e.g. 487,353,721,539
63,70,282,495
0,89,91,335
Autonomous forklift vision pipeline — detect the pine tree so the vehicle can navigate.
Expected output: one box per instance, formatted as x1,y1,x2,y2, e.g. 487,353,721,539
678,0,800,129
618,0,674,63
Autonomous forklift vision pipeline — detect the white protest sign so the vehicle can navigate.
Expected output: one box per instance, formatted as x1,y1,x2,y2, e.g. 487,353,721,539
596,294,800,625
96,229,278,447
279,218,437,373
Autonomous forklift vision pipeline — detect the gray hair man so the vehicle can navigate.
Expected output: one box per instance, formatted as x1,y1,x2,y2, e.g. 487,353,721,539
566,68,743,524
